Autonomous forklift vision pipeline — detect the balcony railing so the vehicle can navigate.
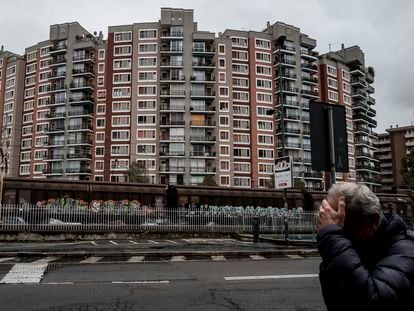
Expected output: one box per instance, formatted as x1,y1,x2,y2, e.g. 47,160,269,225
190,120,216,127
66,168,92,174
160,120,186,126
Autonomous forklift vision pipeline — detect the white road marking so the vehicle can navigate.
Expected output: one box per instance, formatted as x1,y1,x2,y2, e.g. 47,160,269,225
109,240,118,245
127,256,145,263
165,240,179,244
90,241,98,246
43,282,74,285
80,256,103,264
112,280,170,284
249,255,266,260
147,240,159,244
182,239,191,243
286,255,304,259
170,256,186,262
0,257,16,263
224,274,319,281
211,255,227,261
0,257,56,284
129,240,139,245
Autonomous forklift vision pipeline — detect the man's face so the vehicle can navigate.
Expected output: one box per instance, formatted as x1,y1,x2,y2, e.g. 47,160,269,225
326,194,377,241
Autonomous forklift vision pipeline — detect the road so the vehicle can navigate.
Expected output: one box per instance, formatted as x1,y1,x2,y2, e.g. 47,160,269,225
0,254,324,310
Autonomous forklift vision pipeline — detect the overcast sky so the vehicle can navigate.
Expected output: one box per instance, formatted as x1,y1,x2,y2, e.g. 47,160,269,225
1,0,413,133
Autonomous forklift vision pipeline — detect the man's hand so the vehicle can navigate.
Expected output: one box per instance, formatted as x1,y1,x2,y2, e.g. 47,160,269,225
318,197,346,229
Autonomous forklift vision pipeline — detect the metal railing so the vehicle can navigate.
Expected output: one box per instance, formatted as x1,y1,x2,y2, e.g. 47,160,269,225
0,204,317,236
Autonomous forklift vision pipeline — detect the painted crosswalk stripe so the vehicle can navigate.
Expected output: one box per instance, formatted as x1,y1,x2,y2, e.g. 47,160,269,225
0,257,56,284
249,255,266,260
224,274,319,281
165,240,179,244
0,257,16,263
286,255,304,259
90,241,98,246
80,256,103,264
112,280,169,284
170,256,186,262
127,256,145,263
109,240,118,245
147,240,159,244
211,255,226,261
129,240,139,245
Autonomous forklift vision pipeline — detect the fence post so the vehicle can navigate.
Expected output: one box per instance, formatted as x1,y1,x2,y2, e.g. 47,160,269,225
284,215,289,246
252,216,260,243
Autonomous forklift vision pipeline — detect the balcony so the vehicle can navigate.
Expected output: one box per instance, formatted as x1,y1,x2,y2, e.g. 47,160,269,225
48,71,66,80
279,143,301,150
190,136,216,143
160,46,183,54
50,83,67,93
193,61,215,69
190,167,216,174
159,166,186,173
356,164,379,172
275,86,300,95
67,125,93,131
68,110,93,118
281,100,300,108
73,54,95,63
190,151,216,158
69,81,94,91
276,113,301,121
43,154,65,161
160,61,183,67
352,89,367,98
356,151,374,159
49,44,67,54
301,63,318,72
279,72,297,80
44,126,65,133
67,139,92,145
300,50,318,60
304,172,323,179
160,90,186,97
192,47,215,55
190,105,215,114
354,125,370,134
160,31,184,39
367,96,376,105
353,101,369,111
160,120,186,127
190,120,216,127
282,128,301,135
69,96,94,105
160,75,185,82
66,168,92,174
159,151,186,157
159,135,185,142
301,76,318,84
351,77,367,87
72,68,95,77
43,168,64,175
190,90,215,98
190,75,215,83
303,144,311,150
275,58,296,67
50,57,66,66
66,153,92,159
160,104,185,112
301,89,319,98
45,140,65,147
46,112,66,119
350,65,365,76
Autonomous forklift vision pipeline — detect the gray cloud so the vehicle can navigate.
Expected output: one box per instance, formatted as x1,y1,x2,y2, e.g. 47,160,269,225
1,0,413,132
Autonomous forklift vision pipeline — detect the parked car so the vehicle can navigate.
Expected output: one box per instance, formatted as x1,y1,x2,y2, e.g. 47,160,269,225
0,217,26,225
48,218,82,225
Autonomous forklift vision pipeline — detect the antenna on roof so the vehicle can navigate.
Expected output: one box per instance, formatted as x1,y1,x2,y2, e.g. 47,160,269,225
328,44,331,52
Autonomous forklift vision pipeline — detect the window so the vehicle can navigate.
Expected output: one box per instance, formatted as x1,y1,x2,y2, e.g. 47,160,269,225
20,165,30,175
328,90,338,102
96,132,105,142
114,45,132,56
257,93,272,103
6,66,16,76
258,149,274,159
232,63,248,74
219,72,226,83
233,91,249,102
233,77,248,88
231,37,248,47
97,76,104,87
138,86,157,96
219,130,229,141
219,87,229,97
26,63,36,74
220,145,230,156
39,72,50,82
5,77,15,88
112,130,130,141
21,151,31,162
137,129,156,140
137,115,156,125
219,59,226,68
5,90,15,100
37,97,49,107
139,29,157,39
96,118,105,128
259,163,274,173
327,65,337,77
139,43,157,53
256,65,272,76
234,162,251,173
96,104,106,114
342,69,350,81
257,121,273,131
137,144,156,155
258,134,273,145
219,116,229,126
98,63,105,73
233,105,249,116
255,38,271,49
255,52,271,62
234,133,250,144
220,175,230,186
233,119,250,130
95,147,104,156
113,87,131,98
343,82,351,93
234,148,250,158
95,161,104,171
218,44,225,54
113,59,131,70
328,78,338,89
114,31,132,42
40,59,50,69
112,115,130,126
113,101,130,112
219,101,229,112
23,113,33,123
40,46,51,57
98,49,105,60
137,100,156,110
232,50,248,60
138,57,157,67
97,90,106,100
138,71,156,81
256,79,272,89
111,145,129,155
113,73,131,84
220,160,230,171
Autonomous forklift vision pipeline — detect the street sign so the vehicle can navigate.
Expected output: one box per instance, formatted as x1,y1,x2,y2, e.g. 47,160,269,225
274,156,293,190
309,101,349,172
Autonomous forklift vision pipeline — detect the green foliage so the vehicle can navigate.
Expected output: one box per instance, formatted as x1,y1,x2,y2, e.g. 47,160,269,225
203,175,217,186
400,149,414,190
125,162,149,183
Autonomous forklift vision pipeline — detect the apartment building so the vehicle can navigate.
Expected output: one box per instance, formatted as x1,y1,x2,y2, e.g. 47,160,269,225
0,50,25,177
319,46,380,190
375,125,414,192
18,22,104,180
0,8,382,189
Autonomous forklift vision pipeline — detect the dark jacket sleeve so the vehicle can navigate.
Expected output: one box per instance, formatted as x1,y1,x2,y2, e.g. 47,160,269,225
317,225,414,310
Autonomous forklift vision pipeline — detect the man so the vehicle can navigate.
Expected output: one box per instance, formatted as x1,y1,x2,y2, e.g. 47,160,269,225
317,182,414,310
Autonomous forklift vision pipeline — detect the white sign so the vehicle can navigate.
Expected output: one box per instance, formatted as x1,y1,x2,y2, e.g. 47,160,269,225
274,156,293,190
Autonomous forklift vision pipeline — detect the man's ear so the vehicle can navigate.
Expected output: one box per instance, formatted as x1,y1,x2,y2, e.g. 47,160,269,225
367,213,381,231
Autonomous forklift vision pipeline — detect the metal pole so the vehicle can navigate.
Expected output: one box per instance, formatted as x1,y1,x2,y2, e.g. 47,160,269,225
279,43,288,209
327,107,336,186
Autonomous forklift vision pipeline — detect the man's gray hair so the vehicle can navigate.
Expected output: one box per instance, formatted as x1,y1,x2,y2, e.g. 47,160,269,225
328,182,380,215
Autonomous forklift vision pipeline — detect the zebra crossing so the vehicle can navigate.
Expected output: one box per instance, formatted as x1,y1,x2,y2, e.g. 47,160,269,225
0,253,305,284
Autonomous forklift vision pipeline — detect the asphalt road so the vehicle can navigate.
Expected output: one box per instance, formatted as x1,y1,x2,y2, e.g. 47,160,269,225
0,256,324,310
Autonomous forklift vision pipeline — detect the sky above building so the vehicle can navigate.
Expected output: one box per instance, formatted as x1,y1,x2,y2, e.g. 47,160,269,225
1,0,413,133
